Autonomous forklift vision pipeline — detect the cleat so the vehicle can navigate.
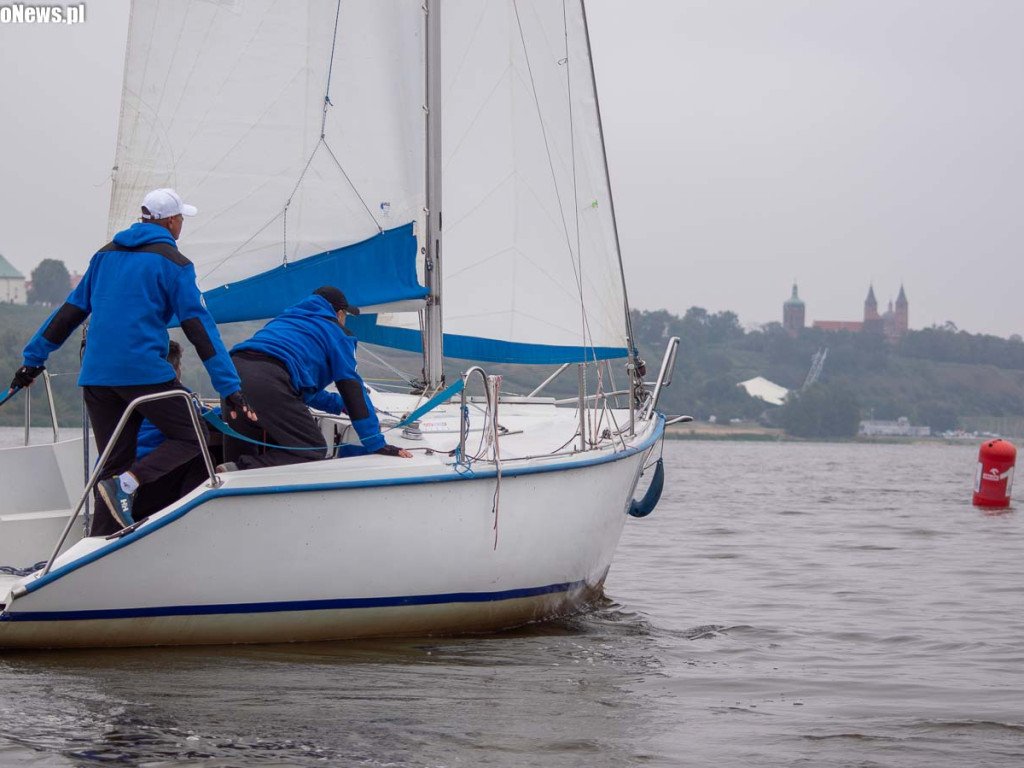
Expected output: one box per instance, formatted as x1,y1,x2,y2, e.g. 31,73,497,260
97,476,135,529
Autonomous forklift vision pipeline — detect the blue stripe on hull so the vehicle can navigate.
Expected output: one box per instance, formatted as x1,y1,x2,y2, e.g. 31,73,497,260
1,580,584,623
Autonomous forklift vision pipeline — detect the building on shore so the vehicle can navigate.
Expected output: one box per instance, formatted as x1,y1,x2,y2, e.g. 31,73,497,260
0,253,27,304
791,283,909,341
783,282,805,336
738,376,789,406
883,286,909,343
859,416,930,437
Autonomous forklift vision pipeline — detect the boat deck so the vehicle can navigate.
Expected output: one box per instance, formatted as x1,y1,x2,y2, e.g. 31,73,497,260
1,393,650,612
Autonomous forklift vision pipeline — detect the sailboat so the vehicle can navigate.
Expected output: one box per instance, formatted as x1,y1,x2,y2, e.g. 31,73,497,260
0,0,678,649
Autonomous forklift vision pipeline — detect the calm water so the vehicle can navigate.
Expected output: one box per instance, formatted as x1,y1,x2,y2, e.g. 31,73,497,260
1,434,1023,767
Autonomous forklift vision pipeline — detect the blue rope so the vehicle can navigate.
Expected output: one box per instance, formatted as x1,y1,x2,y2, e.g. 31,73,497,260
203,411,363,452
452,446,475,477
390,379,465,429
453,404,474,470
0,560,45,577
0,385,22,409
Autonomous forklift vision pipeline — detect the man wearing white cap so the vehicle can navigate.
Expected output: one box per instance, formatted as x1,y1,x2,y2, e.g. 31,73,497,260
7,188,257,535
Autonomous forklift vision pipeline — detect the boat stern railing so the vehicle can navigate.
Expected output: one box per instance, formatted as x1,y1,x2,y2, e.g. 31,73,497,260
644,336,680,419
33,389,220,583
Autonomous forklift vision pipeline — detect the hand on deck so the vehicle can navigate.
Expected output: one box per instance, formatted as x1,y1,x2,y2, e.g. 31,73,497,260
375,443,413,458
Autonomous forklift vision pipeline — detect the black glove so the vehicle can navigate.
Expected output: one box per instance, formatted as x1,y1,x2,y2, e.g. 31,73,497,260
375,444,404,457
225,390,257,421
10,365,44,390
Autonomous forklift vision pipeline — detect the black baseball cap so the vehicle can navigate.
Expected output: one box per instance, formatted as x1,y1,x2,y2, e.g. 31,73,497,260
314,286,360,315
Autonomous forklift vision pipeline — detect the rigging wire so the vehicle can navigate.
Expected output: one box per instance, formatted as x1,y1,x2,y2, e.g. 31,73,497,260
322,140,384,235
512,2,587,311
562,0,586,354
578,0,640,371
358,344,418,387
198,0,379,279
321,0,344,138
559,1,599,436
281,140,325,263
513,1,608,436
563,2,608,430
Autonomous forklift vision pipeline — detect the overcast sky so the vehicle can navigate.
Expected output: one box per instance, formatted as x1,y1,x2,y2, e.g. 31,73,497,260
1,1,1022,337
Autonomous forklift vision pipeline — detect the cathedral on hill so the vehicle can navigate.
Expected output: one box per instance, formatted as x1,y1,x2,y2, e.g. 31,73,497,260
783,282,909,341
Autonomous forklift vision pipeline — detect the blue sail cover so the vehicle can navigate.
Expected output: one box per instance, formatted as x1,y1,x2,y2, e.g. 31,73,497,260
200,220,627,363
348,314,627,364
203,224,426,324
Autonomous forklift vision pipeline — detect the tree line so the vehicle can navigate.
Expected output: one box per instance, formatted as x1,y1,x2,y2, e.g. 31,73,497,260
632,307,1024,438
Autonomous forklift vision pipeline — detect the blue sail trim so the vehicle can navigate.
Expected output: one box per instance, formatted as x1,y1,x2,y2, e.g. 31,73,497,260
202,223,427,323
347,314,628,364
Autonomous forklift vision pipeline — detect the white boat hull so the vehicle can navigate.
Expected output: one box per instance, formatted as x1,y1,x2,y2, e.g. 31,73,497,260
0,415,661,649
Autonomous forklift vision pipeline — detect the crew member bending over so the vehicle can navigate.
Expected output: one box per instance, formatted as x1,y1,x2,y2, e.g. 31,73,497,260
219,286,411,470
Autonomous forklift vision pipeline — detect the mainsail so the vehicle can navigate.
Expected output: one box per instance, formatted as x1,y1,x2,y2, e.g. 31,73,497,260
109,0,630,365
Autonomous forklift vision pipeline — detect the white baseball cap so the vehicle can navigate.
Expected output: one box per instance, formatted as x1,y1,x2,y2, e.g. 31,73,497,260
141,188,198,220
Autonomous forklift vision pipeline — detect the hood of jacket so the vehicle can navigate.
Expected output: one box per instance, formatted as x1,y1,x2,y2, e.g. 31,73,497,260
286,294,344,326
111,222,179,249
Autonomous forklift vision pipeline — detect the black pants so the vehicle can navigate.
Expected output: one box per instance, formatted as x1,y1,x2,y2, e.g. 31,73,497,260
132,445,222,521
84,380,206,536
222,352,328,469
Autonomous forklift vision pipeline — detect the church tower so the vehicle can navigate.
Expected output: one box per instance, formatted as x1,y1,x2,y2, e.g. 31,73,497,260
783,282,805,336
894,284,909,337
863,284,883,334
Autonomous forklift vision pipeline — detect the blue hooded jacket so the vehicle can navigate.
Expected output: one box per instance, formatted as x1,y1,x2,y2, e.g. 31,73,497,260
22,223,240,396
232,294,385,452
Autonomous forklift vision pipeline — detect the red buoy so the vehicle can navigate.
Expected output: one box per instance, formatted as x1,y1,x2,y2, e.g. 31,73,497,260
973,439,1016,507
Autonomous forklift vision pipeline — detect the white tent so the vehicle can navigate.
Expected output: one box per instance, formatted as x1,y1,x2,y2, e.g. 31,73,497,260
738,376,789,407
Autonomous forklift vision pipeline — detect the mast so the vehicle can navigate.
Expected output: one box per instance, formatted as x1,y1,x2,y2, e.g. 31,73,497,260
579,1,637,368
424,0,444,389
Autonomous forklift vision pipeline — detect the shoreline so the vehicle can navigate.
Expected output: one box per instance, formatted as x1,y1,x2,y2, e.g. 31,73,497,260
665,424,1003,445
